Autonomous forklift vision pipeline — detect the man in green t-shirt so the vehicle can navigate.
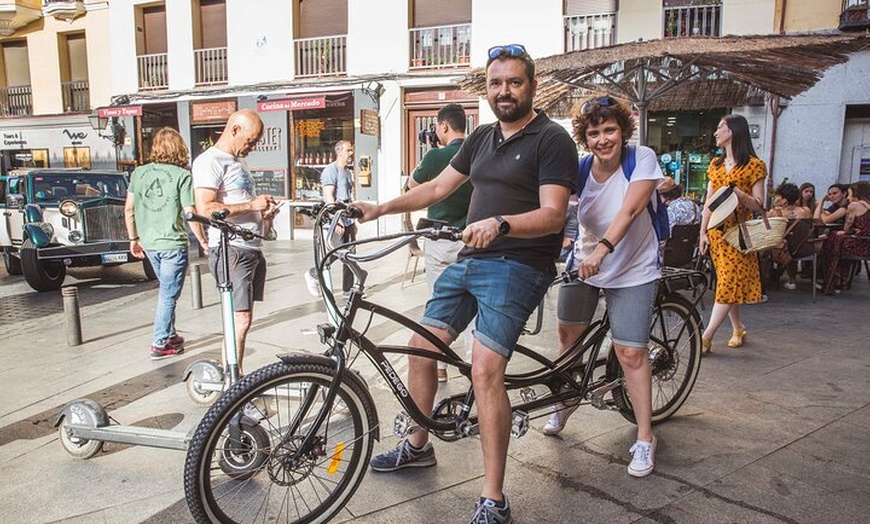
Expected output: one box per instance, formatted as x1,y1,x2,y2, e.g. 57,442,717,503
408,103,471,382
125,128,206,360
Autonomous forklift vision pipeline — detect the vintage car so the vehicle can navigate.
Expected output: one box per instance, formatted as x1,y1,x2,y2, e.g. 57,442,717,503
0,168,155,291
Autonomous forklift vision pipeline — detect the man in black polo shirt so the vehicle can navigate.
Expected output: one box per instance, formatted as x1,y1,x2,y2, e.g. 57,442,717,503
354,44,577,524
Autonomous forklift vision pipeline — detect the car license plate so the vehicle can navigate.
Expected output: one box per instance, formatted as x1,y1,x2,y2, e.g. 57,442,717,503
102,253,128,263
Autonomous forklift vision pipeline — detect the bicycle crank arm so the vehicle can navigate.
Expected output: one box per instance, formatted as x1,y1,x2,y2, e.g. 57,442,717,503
587,378,623,410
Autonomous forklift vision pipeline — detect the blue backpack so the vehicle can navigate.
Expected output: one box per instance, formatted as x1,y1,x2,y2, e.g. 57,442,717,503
576,145,670,242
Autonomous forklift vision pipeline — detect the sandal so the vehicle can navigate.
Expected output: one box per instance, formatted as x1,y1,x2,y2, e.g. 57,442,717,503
727,328,746,348
701,337,713,355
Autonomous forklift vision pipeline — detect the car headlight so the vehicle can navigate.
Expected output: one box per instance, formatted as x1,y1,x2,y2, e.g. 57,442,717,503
68,230,84,243
39,222,55,238
59,199,79,217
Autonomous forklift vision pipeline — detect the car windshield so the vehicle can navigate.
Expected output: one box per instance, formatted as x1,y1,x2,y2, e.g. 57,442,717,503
31,174,127,203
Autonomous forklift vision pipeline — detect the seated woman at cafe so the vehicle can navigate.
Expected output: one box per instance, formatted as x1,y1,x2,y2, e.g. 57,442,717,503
658,176,700,233
814,183,850,226
819,181,870,295
799,182,816,212
768,182,812,290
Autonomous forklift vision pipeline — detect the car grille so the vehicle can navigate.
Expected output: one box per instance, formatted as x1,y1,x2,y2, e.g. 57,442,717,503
83,204,127,242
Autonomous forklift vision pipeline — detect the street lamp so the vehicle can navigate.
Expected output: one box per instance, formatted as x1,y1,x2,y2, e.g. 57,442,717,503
89,111,124,171
87,112,109,133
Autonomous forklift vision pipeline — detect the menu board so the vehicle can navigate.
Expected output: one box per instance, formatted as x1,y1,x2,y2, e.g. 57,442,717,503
250,168,286,198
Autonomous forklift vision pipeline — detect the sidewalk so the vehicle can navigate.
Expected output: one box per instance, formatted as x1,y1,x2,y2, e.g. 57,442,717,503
0,235,868,524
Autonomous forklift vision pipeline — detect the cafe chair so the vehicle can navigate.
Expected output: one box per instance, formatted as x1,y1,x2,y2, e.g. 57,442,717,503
662,224,700,269
840,234,870,291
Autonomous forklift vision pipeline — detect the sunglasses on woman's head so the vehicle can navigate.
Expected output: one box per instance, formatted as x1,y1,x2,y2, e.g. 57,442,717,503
581,96,616,115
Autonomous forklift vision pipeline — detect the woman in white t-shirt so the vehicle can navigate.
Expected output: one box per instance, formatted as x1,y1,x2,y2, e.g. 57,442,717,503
543,96,663,479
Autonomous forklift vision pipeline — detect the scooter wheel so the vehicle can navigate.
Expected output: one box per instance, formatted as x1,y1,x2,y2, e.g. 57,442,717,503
58,400,106,459
186,359,224,406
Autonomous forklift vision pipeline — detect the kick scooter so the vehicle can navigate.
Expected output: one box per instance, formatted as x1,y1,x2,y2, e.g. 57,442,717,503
54,210,267,459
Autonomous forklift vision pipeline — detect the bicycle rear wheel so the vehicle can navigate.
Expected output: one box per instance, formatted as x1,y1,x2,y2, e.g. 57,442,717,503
611,294,702,424
184,361,376,524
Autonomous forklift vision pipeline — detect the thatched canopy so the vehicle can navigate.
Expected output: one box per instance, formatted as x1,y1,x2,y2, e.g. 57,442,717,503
457,33,870,141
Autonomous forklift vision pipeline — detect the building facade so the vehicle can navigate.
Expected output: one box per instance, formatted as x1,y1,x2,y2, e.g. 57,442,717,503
2,1,867,234
0,1,115,174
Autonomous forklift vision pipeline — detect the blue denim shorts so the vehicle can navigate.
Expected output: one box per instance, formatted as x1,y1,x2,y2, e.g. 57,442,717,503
420,257,551,359
557,280,658,348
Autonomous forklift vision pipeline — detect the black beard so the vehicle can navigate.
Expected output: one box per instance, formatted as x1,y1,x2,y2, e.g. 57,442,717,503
489,96,532,123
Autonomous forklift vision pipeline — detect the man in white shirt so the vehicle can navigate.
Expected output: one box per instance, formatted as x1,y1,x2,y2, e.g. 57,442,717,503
193,109,278,376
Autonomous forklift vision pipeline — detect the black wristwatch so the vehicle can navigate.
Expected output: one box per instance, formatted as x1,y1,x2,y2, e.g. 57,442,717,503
494,215,511,236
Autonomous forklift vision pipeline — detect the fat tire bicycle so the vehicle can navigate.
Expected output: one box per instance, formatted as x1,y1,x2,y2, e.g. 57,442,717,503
183,203,706,524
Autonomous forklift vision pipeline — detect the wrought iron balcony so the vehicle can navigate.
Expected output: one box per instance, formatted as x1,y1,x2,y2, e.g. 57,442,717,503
61,80,89,113
137,53,168,90
294,35,346,78
840,1,870,30
664,2,722,38
0,84,32,117
564,13,617,52
409,23,471,70
42,0,85,22
194,47,227,86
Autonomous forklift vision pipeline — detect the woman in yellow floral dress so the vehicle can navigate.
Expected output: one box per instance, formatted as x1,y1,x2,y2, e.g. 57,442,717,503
699,114,767,353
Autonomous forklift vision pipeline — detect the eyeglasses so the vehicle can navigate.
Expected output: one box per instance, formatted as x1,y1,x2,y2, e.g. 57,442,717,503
487,44,529,64
581,96,615,115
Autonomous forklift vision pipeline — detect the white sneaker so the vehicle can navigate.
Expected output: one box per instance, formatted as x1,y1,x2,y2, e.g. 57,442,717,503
628,437,657,477
783,281,797,290
542,402,579,436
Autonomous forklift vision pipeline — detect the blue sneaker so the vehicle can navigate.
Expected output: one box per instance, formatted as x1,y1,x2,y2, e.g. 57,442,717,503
469,495,512,524
369,440,436,472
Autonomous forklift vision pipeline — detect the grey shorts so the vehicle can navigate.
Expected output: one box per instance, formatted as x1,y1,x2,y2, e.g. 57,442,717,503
556,280,658,348
208,246,266,311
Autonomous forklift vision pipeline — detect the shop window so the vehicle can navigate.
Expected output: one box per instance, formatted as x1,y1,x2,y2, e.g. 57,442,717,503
64,147,91,169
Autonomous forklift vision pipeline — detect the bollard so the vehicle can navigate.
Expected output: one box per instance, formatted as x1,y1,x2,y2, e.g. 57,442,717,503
191,263,203,309
62,286,83,346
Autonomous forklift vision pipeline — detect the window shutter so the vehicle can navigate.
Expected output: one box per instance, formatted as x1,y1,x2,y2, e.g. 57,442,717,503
565,0,618,16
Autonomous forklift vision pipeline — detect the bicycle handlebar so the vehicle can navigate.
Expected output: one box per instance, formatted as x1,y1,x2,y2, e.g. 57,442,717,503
184,210,268,241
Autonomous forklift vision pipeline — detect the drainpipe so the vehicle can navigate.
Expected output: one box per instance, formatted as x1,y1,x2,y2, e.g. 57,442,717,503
766,0,788,206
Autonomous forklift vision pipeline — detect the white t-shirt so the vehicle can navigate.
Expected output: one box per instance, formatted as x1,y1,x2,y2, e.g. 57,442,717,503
192,147,263,250
570,146,664,288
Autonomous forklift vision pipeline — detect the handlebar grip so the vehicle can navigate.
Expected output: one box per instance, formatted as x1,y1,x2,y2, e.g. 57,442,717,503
184,211,211,225
212,209,230,220
346,206,363,219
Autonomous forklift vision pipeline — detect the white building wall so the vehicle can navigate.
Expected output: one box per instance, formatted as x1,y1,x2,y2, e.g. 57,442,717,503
167,0,195,91
723,0,776,35
226,0,294,85
347,0,408,75
772,50,870,191
618,0,664,43
109,0,140,97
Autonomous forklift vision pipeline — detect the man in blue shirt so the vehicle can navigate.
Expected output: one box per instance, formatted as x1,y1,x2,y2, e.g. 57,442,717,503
321,140,356,296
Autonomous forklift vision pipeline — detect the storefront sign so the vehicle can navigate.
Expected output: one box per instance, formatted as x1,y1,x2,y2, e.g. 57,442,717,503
250,168,286,197
3,132,27,147
62,129,88,145
360,109,379,136
191,100,237,124
258,97,326,112
255,126,283,152
98,106,143,118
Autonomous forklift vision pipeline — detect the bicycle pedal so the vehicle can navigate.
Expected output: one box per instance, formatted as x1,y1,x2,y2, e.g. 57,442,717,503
510,411,529,439
588,379,621,410
519,387,537,403
393,412,422,438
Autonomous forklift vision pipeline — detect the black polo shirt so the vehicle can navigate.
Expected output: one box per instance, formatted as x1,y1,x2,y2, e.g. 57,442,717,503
450,112,578,273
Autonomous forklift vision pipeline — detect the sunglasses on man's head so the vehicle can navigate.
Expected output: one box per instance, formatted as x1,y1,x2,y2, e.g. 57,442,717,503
581,96,616,115
487,44,529,64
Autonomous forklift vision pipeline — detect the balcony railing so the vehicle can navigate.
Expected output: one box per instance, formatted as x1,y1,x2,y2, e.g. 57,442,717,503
61,80,89,113
409,23,471,70
294,35,346,78
0,85,32,117
137,52,168,90
664,3,721,38
564,13,617,52
194,47,227,86
840,1,870,30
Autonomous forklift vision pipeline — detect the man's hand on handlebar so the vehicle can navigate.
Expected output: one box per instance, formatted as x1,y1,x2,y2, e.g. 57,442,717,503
347,201,379,223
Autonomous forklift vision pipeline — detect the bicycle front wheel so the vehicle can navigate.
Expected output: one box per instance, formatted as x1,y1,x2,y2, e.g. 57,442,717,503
184,361,376,524
611,294,702,424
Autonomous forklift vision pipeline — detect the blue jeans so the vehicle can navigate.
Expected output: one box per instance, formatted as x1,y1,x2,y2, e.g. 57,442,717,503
420,257,551,358
146,249,189,347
